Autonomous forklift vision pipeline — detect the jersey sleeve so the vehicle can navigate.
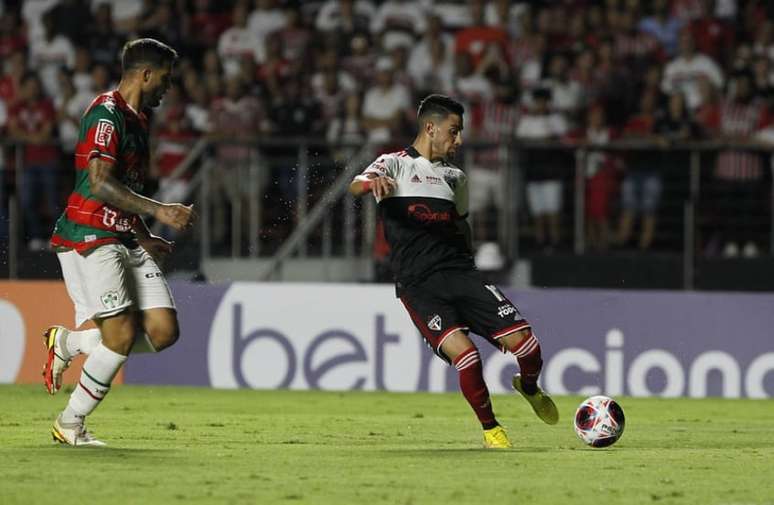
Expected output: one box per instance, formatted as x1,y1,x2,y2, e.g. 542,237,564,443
362,153,397,178
81,102,121,166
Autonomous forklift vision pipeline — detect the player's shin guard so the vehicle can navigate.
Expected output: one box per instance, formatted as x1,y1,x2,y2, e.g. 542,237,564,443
61,343,127,423
65,328,102,356
508,329,543,393
453,347,497,428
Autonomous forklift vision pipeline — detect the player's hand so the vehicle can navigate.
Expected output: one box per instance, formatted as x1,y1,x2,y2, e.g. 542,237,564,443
138,235,173,264
155,203,196,231
371,176,396,199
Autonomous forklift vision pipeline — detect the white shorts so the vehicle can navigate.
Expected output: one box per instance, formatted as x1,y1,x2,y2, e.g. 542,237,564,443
58,243,175,327
526,180,563,216
468,167,504,213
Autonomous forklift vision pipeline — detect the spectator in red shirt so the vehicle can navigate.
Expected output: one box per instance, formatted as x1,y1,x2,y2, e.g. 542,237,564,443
0,9,26,59
7,72,61,251
455,0,509,70
689,0,735,65
701,71,770,257
0,50,26,108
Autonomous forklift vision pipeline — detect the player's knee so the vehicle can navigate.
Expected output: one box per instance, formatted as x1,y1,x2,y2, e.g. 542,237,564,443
146,319,180,351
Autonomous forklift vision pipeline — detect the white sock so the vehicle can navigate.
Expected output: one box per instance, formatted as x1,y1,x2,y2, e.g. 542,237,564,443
65,328,102,357
65,328,158,357
61,342,127,424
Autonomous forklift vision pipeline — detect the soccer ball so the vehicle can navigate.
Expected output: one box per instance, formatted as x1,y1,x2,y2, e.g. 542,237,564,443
573,395,625,448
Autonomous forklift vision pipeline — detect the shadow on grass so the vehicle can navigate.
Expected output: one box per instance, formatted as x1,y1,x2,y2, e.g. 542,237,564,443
9,446,178,459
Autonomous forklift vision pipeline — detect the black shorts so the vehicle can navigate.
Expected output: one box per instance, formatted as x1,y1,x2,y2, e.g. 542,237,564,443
398,269,531,362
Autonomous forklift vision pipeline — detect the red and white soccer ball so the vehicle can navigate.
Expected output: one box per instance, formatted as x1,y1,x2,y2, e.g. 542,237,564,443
574,395,625,448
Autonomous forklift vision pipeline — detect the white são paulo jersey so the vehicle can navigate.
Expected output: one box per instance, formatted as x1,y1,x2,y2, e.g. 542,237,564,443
362,146,474,291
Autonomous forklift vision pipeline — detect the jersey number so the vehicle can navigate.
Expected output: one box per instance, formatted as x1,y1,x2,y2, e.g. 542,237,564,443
103,208,118,227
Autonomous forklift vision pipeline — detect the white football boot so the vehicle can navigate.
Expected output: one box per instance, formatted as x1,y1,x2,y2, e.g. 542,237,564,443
51,415,106,447
42,326,72,395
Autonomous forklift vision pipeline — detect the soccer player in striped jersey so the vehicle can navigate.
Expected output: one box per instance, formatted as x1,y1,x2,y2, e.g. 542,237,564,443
43,39,195,446
349,94,558,449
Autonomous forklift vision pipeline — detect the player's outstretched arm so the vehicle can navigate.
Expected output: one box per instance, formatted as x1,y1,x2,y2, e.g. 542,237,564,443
88,157,195,231
349,174,396,198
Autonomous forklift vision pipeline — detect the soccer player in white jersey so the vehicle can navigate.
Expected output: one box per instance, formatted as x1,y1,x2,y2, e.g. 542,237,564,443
349,94,558,448
42,39,195,446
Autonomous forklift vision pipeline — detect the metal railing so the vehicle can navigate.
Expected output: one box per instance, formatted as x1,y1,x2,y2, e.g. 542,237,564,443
2,137,773,289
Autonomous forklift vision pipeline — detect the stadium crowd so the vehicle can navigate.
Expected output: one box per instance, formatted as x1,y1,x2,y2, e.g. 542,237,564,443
1,0,774,258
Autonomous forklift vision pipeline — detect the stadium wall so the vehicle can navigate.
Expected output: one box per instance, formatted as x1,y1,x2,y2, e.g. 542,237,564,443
2,281,772,398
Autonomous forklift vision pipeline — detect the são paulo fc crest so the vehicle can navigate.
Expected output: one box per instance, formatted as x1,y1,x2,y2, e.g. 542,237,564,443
427,314,442,331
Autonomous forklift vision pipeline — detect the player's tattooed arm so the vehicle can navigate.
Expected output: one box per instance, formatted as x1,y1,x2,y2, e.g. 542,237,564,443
89,157,161,216
88,157,196,231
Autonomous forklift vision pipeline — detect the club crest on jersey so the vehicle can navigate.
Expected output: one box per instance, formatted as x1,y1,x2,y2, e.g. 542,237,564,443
411,174,422,183
95,119,114,147
427,315,442,331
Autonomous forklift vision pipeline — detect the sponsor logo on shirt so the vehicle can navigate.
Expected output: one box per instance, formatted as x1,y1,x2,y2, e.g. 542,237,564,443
407,203,452,223
428,314,442,331
95,119,114,147
426,175,443,184
411,174,422,183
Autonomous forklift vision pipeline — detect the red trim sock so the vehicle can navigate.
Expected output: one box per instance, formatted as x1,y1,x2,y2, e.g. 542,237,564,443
453,347,497,428
508,329,543,394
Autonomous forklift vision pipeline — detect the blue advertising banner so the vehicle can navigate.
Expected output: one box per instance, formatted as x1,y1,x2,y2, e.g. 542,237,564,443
123,282,774,398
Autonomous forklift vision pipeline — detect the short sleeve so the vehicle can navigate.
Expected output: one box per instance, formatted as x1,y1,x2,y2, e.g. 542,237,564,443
362,154,396,178
82,102,121,165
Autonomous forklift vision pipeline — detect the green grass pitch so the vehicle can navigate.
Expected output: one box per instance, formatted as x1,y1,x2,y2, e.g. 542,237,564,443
1,385,772,505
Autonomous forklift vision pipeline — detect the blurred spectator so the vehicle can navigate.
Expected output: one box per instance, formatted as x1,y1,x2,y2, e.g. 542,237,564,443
256,32,291,97
662,30,724,110
455,0,509,69
0,9,26,59
613,8,665,68
752,20,774,63
370,0,427,51
188,0,231,53
152,85,198,238
315,0,375,34
517,87,569,251
248,0,288,46
268,77,323,204
361,57,411,144
408,15,453,86
21,0,58,45
137,0,184,50
701,72,770,258
7,72,60,251
579,105,620,252
184,80,212,134
327,93,365,163
315,68,349,125
86,3,125,75
91,63,113,94
54,68,92,156
639,0,685,57
485,0,527,39
541,52,582,121
751,56,774,103
275,6,311,63
208,76,268,248
72,46,93,94
339,34,374,85
218,2,263,77
452,51,493,104
689,0,735,64
617,89,663,251
49,0,93,46
0,50,26,107
30,11,76,99
468,80,520,242
408,30,454,97
91,0,143,34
